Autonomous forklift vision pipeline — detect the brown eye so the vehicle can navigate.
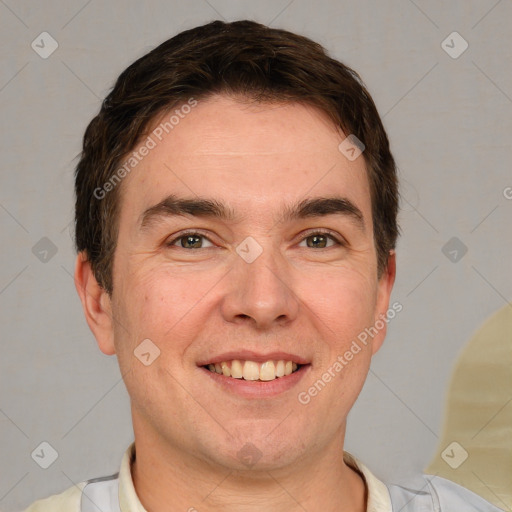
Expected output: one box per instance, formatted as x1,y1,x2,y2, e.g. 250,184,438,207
166,232,214,249
299,231,342,249
180,234,203,248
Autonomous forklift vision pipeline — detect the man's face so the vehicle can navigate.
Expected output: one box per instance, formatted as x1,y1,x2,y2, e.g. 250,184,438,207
95,95,394,470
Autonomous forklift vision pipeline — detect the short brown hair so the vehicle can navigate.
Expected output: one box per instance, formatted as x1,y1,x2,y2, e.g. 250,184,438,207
75,19,400,294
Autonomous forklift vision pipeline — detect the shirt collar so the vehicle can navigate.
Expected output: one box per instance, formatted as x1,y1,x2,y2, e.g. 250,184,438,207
119,442,392,512
118,442,145,512
343,451,393,512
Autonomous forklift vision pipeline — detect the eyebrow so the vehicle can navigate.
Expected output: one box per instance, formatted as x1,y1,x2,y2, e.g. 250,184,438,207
139,194,366,232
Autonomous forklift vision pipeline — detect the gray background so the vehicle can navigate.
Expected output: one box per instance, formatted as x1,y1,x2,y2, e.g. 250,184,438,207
1,1,511,510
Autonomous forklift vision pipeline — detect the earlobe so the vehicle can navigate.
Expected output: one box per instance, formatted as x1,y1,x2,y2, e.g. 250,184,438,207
74,252,116,355
371,250,397,355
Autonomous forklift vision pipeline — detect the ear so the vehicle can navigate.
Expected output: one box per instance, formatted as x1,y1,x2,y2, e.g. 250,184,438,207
371,250,397,355
74,252,116,355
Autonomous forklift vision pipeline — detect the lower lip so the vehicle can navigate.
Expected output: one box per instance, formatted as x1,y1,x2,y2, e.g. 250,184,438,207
199,364,311,399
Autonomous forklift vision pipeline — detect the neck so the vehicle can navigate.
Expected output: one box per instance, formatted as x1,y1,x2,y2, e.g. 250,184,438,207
130,423,367,512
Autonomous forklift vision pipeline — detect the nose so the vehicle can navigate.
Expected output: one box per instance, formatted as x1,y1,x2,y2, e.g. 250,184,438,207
220,239,300,330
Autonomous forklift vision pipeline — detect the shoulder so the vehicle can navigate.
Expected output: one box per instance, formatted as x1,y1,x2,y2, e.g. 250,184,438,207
23,481,86,512
387,474,505,511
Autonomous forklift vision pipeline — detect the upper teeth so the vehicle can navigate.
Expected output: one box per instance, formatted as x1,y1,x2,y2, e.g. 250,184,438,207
206,360,299,381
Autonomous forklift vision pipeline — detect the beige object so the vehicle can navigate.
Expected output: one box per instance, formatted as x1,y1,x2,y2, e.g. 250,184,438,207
425,304,512,510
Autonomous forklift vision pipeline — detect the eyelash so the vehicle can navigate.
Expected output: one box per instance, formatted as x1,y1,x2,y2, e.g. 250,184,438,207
165,229,345,249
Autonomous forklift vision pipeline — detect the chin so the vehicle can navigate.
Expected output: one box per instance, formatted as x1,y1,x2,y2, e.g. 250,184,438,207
201,425,306,472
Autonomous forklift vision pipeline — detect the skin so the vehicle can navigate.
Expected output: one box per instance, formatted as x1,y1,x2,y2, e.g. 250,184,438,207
75,94,396,512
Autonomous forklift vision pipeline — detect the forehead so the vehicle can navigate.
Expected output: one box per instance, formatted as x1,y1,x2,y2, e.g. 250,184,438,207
118,95,372,228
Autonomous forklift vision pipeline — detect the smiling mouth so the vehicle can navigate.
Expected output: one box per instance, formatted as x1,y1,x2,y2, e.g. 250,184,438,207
202,359,305,382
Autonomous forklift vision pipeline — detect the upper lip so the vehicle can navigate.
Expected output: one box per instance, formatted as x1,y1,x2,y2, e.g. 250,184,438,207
197,350,310,366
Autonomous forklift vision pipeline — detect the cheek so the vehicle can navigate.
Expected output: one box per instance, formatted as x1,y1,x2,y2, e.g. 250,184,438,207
306,276,376,413
308,267,377,340
110,272,199,399
114,268,211,351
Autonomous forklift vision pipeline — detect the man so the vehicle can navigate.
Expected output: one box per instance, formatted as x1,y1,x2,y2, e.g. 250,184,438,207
25,19,503,512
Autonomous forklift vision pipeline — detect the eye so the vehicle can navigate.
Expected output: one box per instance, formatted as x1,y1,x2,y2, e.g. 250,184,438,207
298,230,344,249
166,231,214,249
165,230,344,250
